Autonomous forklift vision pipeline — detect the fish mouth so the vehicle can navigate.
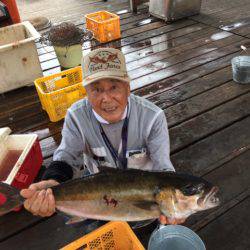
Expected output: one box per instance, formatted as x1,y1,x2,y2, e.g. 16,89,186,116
198,186,220,207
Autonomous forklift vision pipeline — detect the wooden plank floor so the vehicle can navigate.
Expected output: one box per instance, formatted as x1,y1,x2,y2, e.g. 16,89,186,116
0,0,250,249
17,0,149,25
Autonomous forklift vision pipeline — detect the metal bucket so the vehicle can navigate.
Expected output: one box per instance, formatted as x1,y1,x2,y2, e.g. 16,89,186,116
149,0,202,22
231,56,250,84
148,225,206,250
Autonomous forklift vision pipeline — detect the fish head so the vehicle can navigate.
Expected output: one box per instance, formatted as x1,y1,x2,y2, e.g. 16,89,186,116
157,174,220,220
174,175,220,218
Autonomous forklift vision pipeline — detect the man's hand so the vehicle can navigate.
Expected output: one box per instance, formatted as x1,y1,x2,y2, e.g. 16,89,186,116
159,214,186,225
20,180,59,217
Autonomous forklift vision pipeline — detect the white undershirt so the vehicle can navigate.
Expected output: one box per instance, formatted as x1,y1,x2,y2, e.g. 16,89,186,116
92,105,128,124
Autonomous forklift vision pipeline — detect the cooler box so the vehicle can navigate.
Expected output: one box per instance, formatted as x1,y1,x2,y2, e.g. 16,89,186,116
0,127,43,190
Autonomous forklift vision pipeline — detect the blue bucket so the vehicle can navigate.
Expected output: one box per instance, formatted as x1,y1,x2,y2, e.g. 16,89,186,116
148,225,206,250
231,56,250,84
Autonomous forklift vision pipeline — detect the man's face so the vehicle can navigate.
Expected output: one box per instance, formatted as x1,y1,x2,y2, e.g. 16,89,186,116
86,78,130,123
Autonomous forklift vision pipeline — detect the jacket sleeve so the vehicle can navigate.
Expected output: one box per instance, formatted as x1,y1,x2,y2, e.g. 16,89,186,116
42,161,73,183
147,110,175,172
42,109,86,182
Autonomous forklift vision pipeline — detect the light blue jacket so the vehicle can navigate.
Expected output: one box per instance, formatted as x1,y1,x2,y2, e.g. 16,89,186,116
53,94,175,176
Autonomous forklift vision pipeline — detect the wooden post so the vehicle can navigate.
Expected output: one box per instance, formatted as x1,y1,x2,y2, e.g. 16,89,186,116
130,0,140,13
1,0,21,23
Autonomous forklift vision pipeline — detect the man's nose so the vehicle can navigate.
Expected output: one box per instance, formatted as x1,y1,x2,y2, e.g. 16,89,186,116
102,91,113,102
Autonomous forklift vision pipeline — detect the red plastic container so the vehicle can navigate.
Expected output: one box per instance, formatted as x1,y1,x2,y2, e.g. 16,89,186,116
0,127,43,190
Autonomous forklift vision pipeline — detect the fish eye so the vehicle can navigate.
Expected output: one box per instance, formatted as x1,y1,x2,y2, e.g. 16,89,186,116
196,183,205,191
181,184,200,196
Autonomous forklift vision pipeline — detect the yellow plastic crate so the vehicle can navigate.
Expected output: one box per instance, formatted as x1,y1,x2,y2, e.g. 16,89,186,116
34,67,86,122
61,221,145,250
85,11,121,43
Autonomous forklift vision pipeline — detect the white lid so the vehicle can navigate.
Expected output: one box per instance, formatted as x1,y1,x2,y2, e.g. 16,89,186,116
0,127,11,142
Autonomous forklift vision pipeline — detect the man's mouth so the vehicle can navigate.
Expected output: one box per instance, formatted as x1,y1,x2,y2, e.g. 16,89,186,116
103,107,117,112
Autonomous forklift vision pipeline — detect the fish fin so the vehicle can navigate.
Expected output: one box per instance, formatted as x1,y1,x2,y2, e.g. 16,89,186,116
0,182,24,216
98,166,118,173
132,201,158,211
66,216,88,225
98,166,153,174
154,188,175,218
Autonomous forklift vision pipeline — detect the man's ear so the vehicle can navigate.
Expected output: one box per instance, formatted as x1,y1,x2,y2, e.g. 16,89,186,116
85,85,89,92
126,82,131,96
85,85,91,98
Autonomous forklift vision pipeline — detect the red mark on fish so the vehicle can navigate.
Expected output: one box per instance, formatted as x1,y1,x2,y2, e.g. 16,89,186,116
103,195,118,207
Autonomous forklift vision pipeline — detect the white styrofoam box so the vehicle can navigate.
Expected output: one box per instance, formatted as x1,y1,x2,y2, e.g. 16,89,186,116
0,21,43,94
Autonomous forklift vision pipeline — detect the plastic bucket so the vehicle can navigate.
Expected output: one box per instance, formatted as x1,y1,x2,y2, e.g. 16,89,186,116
231,56,250,84
54,44,82,68
148,225,206,250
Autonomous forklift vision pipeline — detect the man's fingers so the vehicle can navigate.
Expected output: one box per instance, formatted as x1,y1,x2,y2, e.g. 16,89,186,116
159,214,168,224
47,189,56,215
23,191,39,211
29,183,40,191
29,181,49,190
29,190,46,215
39,189,55,217
38,189,56,217
159,215,186,225
21,181,48,200
39,191,50,216
177,218,186,224
20,188,37,199
28,180,59,192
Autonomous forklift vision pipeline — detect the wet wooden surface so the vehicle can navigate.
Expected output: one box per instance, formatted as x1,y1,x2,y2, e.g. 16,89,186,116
1,0,250,249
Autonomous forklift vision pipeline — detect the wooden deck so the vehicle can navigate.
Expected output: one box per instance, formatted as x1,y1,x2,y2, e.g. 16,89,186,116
0,0,250,249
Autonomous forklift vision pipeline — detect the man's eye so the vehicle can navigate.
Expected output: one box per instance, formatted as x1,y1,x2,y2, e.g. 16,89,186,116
95,88,101,93
111,85,117,90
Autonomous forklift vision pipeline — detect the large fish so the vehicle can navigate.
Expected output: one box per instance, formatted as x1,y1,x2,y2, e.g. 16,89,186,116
0,168,219,223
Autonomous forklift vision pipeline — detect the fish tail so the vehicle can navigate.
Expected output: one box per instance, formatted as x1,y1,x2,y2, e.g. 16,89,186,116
0,182,24,216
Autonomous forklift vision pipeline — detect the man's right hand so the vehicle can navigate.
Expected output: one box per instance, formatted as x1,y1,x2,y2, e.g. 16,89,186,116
20,179,59,217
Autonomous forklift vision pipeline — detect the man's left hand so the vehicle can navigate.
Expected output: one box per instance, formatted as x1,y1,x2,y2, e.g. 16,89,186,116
159,214,186,225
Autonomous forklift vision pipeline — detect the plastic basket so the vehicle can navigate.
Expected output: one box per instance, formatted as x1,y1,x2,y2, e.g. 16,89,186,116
60,221,145,250
34,66,86,122
85,11,121,43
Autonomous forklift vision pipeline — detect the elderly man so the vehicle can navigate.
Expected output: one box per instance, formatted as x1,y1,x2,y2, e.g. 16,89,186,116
21,48,175,222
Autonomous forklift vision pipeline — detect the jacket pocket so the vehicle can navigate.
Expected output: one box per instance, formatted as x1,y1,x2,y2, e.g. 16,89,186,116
127,149,153,170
